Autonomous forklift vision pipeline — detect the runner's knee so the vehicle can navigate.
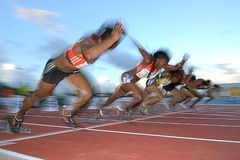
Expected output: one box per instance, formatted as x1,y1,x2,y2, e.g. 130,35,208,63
82,90,93,102
31,92,47,102
133,93,143,103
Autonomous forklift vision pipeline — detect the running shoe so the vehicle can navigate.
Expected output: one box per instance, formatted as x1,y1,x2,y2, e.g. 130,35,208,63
99,108,104,117
178,103,188,109
140,105,149,115
114,107,123,119
126,108,133,116
163,102,173,110
94,109,103,119
7,116,23,133
61,111,77,128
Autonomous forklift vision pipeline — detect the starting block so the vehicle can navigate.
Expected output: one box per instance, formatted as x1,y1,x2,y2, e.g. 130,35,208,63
0,121,31,134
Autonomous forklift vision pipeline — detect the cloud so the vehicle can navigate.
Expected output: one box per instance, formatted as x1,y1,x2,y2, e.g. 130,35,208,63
100,48,141,70
0,43,8,62
216,63,238,75
7,40,24,48
214,63,240,83
234,75,240,82
37,38,70,55
14,6,65,34
0,43,6,54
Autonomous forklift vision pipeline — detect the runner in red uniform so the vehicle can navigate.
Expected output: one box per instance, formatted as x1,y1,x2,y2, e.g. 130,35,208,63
98,39,183,117
8,22,124,133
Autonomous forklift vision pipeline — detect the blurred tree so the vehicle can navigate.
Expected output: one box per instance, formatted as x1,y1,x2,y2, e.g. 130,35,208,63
16,85,31,96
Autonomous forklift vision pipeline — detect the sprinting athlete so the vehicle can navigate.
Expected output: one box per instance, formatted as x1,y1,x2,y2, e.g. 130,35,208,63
140,55,189,114
8,22,124,133
98,38,184,117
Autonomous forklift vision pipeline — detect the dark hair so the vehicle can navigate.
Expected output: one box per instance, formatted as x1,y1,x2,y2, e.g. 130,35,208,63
153,50,171,63
205,79,211,85
190,75,196,81
147,50,171,78
169,69,185,79
202,79,211,86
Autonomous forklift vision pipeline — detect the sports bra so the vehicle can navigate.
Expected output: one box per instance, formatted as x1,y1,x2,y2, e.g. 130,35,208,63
136,61,160,79
64,42,89,69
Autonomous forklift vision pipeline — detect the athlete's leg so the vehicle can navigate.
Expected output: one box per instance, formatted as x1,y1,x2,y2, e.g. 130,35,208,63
120,83,143,110
180,87,196,105
9,81,56,133
60,73,92,127
101,85,126,108
188,90,203,108
204,91,214,103
16,81,56,119
65,73,93,114
142,85,164,107
169,89,185,106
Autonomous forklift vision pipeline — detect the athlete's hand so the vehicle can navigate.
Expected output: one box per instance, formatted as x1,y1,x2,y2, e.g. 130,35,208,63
188,66,195,73
111,21,123,42
128,35,144,49
182,53,190,62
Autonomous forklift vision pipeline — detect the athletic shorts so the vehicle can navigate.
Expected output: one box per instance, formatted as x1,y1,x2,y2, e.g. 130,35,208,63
121,72,135,83
163,83,182,92
41,59,72,84
146,78,155,86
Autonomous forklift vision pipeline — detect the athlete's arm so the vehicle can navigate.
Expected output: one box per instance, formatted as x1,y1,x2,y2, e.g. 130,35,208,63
130,36,152,64
178,53,189,68
185,68,194,84
164,64,180,71
139,48,152,65
164,53,189,71
80,22,123,62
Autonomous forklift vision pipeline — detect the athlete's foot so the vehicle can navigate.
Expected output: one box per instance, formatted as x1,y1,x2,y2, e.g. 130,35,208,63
126,108,133,116
94,109,103,119
140,105,149,115
61,110,77,128
99,108,104,117
113,107,123,119
163,102,172,111
7,115,23,133
178,103,188,110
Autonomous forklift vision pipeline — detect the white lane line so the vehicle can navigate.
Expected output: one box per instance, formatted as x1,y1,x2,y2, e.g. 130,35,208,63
200,110,240,112
185,111,240,114
201,108,240,111
157,116,240,121
197,104,240,107
134,121,240,128
0,148,43,160
86,128,240,144
0,111,185,145
179,112,240,118
0,129,83,145
0,142,16,147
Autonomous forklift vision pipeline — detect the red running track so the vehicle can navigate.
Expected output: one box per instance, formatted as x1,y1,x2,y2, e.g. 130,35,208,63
0,104,240,160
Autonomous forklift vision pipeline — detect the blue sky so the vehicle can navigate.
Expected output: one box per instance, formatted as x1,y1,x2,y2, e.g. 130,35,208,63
0,0,240,93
